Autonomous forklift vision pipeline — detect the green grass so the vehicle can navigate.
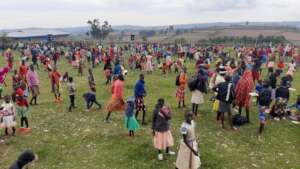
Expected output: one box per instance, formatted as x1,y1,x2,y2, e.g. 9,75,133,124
0,51,299,169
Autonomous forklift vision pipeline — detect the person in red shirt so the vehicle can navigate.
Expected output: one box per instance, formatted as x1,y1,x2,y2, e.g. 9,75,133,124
15,83,30,128
19,60,28,82
50,67,62,103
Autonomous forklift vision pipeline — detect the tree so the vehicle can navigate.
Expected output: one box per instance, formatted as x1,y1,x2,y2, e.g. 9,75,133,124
0,33,12,50
87,19,113,40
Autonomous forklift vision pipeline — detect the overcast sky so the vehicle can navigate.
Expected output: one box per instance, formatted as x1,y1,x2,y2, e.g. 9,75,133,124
0,0,299,29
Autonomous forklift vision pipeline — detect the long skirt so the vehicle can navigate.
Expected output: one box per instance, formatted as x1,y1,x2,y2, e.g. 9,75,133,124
176,87,185,102
107,97,125,112
30,85,40,97
125,116,139,131
153,130,174,150
191,90,204,104
176,140,201,169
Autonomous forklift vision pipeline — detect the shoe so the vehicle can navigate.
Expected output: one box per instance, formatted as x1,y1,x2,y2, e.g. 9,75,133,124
104,119,112,123
167,151,176,156
158,154,163,160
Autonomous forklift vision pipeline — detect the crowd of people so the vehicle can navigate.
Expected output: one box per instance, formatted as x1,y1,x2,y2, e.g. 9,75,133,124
0,41,300,169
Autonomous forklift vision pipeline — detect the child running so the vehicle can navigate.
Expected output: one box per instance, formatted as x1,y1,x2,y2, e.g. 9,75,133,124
50,67,62,103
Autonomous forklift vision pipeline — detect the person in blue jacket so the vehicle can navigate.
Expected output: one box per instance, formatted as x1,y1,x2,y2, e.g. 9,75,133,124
134,74,147,125
113,60,122,76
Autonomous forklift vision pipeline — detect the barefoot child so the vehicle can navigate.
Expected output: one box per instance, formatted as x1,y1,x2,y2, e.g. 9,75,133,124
152,98,175,160
15,83,30,129
50,67,62,103
67,77,76,112
176,111,201,169
258,106,266,135
0,95,16,135
125,96,139,137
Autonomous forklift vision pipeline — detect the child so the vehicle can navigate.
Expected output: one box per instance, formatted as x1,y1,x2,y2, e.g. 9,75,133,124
0,95,16,135
176,111,201,169
258,106,266,135
50,67,62,103
67,77,76,112
152,98,175,160
15,83,30,129
19,60,28,82
125,96,139,137
88,68,96,91
83,90,102,111
9,149,38,169
287,95,300,121
104,62,112,85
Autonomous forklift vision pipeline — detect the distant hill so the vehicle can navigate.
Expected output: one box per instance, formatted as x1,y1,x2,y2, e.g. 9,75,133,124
2,21,300,35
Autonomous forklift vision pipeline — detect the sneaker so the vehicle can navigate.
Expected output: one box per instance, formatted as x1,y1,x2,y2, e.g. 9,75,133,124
158,154,163,160
167,151,176,155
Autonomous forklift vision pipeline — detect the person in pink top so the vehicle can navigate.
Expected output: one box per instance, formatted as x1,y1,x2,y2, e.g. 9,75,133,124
105,74,125,123
27,65,40,105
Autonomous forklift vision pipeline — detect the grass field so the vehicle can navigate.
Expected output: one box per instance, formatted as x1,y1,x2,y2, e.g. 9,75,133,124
0,51,299,169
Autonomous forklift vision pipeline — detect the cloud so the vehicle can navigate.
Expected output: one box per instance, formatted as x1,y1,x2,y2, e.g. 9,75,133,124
0,0,299,28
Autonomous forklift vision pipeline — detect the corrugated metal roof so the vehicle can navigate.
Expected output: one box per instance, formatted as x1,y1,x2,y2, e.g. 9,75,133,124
7,29,70,38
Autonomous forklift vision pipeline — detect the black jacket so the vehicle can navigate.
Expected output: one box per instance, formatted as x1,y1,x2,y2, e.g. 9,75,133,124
152,104,171,132
275,86,290,101
213,82,235,104
10,150,36,169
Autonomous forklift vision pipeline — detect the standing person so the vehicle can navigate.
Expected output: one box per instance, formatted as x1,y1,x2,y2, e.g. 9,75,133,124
125,96,139,138
19,60,28,83
134,74,147,125
9,149,38,169
235,70,254,123
176,69,188,108
213,75,237,130
190,67,208,116
152,98,175,160
0,66,10,99
27,65,40,105
15,83,30,129
176,111,201,169
269,71,279,100
0,95,16,135
258,106,266,135
50,67,62,103
88,68,96,91
146,53,153,73
67,77,76,112
104,60,112,85
105,74,125,123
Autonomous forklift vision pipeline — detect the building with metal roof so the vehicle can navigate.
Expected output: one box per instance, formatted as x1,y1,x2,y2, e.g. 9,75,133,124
6,29,70,41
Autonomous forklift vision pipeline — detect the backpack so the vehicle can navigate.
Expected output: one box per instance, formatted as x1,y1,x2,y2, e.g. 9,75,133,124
188,76,198,91
232,114,248,126
175,75,180,86
258,88,272,106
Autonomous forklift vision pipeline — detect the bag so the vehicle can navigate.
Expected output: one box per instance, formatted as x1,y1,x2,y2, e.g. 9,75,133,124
232,114,248,126
213,100,219,112
175,75,180,86
188,76,198,91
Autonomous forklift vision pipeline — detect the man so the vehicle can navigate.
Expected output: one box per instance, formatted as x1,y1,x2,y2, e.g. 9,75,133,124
134,74,147,125
213,75,237,130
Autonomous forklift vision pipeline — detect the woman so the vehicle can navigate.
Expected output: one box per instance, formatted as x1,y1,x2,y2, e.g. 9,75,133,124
27,65,40,105
176,111,201,169
105,74,125,123
176,69,188,108
235,70,254,123
152,98,175,160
